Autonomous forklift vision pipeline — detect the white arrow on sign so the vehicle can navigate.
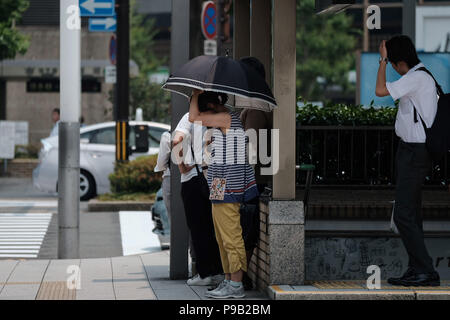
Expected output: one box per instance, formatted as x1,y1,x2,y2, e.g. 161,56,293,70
81,0,113,13
91,17,116,29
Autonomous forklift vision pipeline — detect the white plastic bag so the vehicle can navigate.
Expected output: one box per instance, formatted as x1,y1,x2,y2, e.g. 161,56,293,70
390,201,399,234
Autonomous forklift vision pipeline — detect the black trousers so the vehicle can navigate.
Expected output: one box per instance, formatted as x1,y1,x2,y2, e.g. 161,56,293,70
394,140,434,274
181,174,223,278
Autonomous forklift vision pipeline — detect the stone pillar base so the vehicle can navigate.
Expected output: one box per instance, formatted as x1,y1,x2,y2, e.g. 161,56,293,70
248,199,305,290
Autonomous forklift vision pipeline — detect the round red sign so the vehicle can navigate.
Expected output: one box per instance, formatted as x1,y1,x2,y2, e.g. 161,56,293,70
201,1,216,40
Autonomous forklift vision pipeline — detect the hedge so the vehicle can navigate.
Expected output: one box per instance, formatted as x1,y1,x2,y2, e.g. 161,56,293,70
109,154,162,194
296,102,397,126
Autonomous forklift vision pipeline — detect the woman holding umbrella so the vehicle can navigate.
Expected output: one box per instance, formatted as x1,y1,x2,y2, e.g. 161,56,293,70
163,55,276,299
188,89,258,299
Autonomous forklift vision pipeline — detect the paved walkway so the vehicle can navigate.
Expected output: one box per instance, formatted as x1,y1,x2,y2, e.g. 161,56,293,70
0,251,268,300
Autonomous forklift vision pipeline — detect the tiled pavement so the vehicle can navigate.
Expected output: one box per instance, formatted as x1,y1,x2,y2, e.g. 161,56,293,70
0,251,268,300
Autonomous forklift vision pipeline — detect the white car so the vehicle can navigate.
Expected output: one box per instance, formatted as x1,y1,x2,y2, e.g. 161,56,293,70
33,121,170,201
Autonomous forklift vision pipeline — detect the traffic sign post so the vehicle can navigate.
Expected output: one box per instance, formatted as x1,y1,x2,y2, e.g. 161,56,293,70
88,16,116,32
201,1,217,40
80,0,115,17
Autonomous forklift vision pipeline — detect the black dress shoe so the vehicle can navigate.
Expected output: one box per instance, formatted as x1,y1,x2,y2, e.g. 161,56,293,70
398,272,440,287
387,267,416,285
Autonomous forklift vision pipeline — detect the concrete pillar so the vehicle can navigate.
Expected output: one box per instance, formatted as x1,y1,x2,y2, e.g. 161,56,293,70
250,0,272,84
233,0,250,59
169,0,190,280
403,0,416,43
272,0,296,200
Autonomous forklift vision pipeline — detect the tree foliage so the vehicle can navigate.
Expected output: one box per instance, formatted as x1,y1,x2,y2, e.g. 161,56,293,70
128,0,170,123
0,0,30,61
296,0,358,101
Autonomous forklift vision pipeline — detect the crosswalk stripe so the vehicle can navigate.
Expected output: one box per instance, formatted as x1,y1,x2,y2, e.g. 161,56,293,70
0,213,52,258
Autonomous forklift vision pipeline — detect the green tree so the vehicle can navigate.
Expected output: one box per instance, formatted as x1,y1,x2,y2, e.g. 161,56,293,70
297,0,358,101
128,0,170,123
0,0,30,60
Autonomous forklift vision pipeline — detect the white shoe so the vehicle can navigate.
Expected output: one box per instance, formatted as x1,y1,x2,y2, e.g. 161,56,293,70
205,279,229,297
187,274,214,286
206,282,245,299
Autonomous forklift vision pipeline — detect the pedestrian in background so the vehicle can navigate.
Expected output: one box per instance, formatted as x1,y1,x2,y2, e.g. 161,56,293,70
49,108,60,137
375,35,440,287
154,130,172,232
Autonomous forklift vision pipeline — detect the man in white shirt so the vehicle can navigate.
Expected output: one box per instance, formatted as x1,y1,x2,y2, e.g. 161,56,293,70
376,35,439,287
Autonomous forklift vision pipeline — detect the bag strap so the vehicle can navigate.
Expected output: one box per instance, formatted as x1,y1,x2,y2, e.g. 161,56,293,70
413,67,441,130
190,143,201,176
416,67,444,96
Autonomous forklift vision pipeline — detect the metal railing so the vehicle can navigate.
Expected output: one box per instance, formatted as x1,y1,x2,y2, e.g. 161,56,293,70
296,125,449,186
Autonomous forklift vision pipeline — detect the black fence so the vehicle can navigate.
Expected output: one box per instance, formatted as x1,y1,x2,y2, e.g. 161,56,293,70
296,126,449,186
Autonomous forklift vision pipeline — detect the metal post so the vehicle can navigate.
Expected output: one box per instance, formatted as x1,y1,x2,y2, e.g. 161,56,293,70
402,0,416,43
216,0,224,56
116,0,129,161
170,0,190,280
59,0,81,259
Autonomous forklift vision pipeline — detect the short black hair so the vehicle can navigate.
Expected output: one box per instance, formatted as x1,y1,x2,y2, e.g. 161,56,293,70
198,91,228,112
239,56,266,79
52,108,60,114
386,35,421,69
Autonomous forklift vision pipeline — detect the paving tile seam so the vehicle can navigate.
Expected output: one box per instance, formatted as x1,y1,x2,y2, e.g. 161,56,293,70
34,259,51,300
0,260,19,295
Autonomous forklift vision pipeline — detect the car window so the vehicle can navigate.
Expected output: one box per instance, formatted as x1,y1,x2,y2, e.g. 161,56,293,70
149,127,165,148
90,127,115,145
80,131,92,141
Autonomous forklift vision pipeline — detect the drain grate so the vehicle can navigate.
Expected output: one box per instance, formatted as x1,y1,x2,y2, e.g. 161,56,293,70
36,281,76,300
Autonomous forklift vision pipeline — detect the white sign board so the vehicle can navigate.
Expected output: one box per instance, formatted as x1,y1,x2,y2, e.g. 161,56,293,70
0,122,16,159
416,6,450,52
105,65,116,83
204,40,217,56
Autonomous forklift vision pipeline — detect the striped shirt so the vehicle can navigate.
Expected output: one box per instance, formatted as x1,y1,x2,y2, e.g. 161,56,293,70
207,111,259,203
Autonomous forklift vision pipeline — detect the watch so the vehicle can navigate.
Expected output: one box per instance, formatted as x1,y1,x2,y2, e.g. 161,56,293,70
379,56,388,64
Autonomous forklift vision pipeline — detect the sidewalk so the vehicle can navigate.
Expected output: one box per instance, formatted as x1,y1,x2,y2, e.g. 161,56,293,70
0,251,268,300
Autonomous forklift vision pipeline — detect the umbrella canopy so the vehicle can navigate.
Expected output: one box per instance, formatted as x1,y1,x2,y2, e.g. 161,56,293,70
162,55,277,112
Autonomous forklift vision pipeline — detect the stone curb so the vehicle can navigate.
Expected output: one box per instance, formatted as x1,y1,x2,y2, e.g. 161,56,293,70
268,285,450,300
87,200,154,212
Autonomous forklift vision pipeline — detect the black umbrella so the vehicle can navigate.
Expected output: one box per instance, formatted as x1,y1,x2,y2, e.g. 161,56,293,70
162,55,277,112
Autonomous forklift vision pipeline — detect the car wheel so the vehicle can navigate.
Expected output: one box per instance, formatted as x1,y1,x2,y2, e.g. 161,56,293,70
80,169,96,201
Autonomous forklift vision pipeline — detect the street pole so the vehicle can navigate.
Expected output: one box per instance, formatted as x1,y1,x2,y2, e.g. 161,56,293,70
115,0,129,161
403,0,416,43
59,0,80,259
170,0,190,280
216,0,224,56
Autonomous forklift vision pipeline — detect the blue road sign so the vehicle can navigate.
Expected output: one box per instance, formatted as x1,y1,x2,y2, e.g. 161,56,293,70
89,16,116,32
80,0,115,17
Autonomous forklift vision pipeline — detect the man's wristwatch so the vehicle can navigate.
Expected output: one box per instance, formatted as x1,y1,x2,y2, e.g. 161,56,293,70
379,56,388,64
